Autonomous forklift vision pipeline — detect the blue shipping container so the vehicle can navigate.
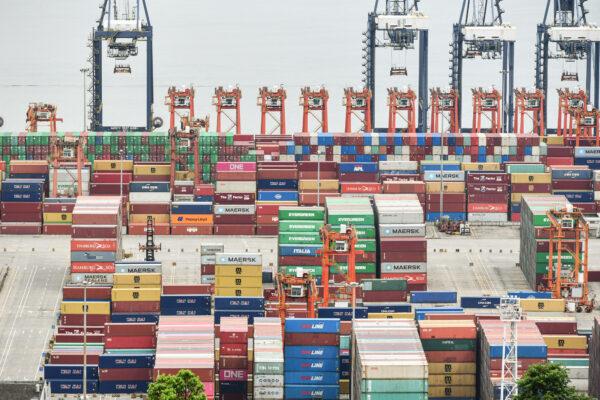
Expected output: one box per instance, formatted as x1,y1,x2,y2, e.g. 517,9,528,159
257,191,299,202
219,380,248,393
8,173,48,180
284,357,340,372
170,202,213,214
338,162,378,173
1,179,45,193
279,245,321,257
111,313,160,324
285,318,340,334
284,372,339,386
317,307,368,320
129,182,170,193
160,295,211,309
49,380,98,394
44,365,99,380
553,191,594,202
284,384,340,400
160,308,211,316
426,212,466,222
551,169,591,180
257,179,298,190
214,310,264,324
98,354,155,369
284,346,340,359
364,303,412,313
214,296,264,310
70,251,117,262
1,191,43,202
411,291,458,304
460,296,501,309
98,381,149,394
507,291,553,299
488,344,547,359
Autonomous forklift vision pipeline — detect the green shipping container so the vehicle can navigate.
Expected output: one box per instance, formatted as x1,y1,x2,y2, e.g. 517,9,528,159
331,225,376,239
355,240,376,253
334,263,377,274
278,232,322,245
279,207,325,221
359,393,427,400
327,212,375,226
279,220,322,233
360,379,428,393
535,252,575,264
281,266,322,276
362,279,407,292
421,339,476,352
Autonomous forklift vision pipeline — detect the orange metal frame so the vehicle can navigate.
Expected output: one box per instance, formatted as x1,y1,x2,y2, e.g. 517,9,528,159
318,224,363,307
258,87,286,135
557,88,587,137
472,88,502,134
514,88,545,136
277,272,318,326
49,135,86,198
26,103,63,133
430,88,459,133
544,209,594,311
387,87,416,133
165,86,196,131
213,86,242,135
300,87,329,133
343,87,372,133
573,108,600,146
169,128,200,188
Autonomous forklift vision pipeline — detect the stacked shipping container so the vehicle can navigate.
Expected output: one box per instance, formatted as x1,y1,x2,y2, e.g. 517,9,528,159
216,317,251,399
1,178,45,234
200,243,224,285
507,163,549,222
253,318,284,399
215,162,257,235
551,166,595,213
423,168,467,222
466,170,509,222
590,317,600,399
256,161,298,236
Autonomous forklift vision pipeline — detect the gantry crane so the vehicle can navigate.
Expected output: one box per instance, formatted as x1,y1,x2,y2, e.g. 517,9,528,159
169,128,200,188
557,88,587,136
300,86,329,133
139,216,161,262
472,87,502,134
318,224,363,308
450,0,516,132
90,0,161,131
540,207,595,313
535,0,600,129
387,87,416,133
573,106,600,146
165,86,196,131
364,0,429,131
258,86,286,135
276,271,318,326
430,88,459,133
499,296,522,400
344,87,373,133
49,135,87,198
26,103,63,133
514,88,545,136
213,86,242,135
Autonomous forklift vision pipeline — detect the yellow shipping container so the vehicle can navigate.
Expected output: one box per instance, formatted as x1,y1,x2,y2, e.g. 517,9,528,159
429,374,476,386
520,298,566,312
545,135,564,145
214,287,263,297
340,379,350,394
298,179,339,191
425,182,465,193
60,301,110,315
113,273,162,286
94,160,133,172
511,192,549,203
428,363,477,375
215,276,263,288
111,287,161,302
428,386,476,398
510,173,551,184
43,213,72,224
543,335,588,350
215,265,262,277
367,312,414,319
133,164,170,176
175,171,194,180
130,214,170,224
461,162,501,171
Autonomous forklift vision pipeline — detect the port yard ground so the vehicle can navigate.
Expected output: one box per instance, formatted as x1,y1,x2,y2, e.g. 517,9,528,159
0,228,598,382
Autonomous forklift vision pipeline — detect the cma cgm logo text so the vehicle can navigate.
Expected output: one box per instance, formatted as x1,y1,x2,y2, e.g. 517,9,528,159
301,323,324,330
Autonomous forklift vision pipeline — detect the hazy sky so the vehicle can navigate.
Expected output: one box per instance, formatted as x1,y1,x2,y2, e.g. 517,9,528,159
0,0,599,132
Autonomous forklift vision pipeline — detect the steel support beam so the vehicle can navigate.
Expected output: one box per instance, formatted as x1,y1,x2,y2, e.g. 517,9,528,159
418,30,429,132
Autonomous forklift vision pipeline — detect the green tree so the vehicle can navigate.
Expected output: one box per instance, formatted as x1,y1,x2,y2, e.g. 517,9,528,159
148,369,206,400
513,362,592,400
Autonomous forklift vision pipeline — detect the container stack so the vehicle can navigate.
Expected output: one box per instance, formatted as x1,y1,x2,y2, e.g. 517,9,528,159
507,163,549,222
590,317,600,400
284,318,341,400
424,169,467,222
374,194,427,290
200,243,224,285
381,180,426,209
170,200,213,235
133,163,170,182
49,164,91,197
574,147,600,170
278,206,324,284
352,319,428,400
153,316,215,399
112,261,162,324
419,319,477,399
216,317,251,400
478,319,547,400
325,197,376,282
70,196,122,286
160,284,211,316
99,323,156,394
214,252,264,299
466,171,509,222
43,198,76,235
256,161,299,235
111,272,161,316
214,295,265,326
128,181,170,234
44,364,100,395
9,160,49,190
91,160,133,197
550,166,595,214
379,160,420,181
519,195,571,290
253,317,284,400
297,161,339,206
338,161,378,184
214,162,257,235
1,178,45,234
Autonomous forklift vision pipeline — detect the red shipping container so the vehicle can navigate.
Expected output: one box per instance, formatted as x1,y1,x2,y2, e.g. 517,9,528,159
338,172,378,182
298,161,337,172
54,333,104,343
219,356,248,370
216,171,257,181
510,183,552,193
256,214,278,224
71,239,118,252
382,181,425,193
201,264,216,275
60,314,110,326
299,171,338,180
194,185,215,196
572,202,596,213
284,333,340,346
104,335,156,349
162,284,213,295
257,169,298,180
0,212,42,222
90,183,130,195
1,202,42,212
43,224,73,235
99,368,153,381
362,290,407,302
218,369,248,382
214,193,255,204
170,225,213,235
129,223,171,235
129,203,170,214
111,301,160,313
49,353,100,365
425,193,466,202
214,224,255,235
380,174,420,182
332,252,376,263
532,320,577,335
220,331,248,344
340,182,382,194
468,193,509,203
380,272,427,284
135,174,170,182
278,256,320,266
153,368,214,382
219,343,247,356
71,262,115,274
379,238,426,252
92,172,133,184
426,203,466,213
256,225,278,235
105,323,156,336
43,203,75,213
214,214,256,224
1,224,42,234
71,225,118,239
489,358,545,370
380,251,427,263
466,173,509,184
467,183,509,194
551,180,592,190
256,204,280,215
546,157,573,166
425,351,475,363
468,203,508,213
63,286,112,300
57,326,104,335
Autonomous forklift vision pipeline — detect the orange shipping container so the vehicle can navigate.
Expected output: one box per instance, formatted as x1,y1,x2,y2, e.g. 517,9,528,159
170,214,213,225
419,323,477,339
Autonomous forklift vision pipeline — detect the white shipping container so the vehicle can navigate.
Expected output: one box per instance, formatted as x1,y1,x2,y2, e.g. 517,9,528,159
115,262,162,274
379,224,426,237
216,253,262,265
378,160,418,171
253,375,284,387
214,205,256,215
70,273,113,285
216,181,256,193
128,192,171,202
254,386,284,399
201,255,216,265
467,212,508,222
380,262,427,273
377,210,424,225
201,244,225,254
200,275,215,284
356,358,428,379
